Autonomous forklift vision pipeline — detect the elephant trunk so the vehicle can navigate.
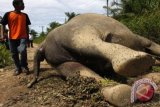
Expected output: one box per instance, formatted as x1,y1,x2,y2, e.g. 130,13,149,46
137,35,160,58
27,46,45,88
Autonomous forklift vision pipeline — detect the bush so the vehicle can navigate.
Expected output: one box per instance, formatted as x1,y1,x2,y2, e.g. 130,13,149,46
119,11,160,43
152,66,160,72
33,35,46,44
0,45,12,68
33,32,46,44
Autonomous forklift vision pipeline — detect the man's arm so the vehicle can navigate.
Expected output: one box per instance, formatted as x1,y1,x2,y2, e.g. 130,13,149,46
25,14,31,41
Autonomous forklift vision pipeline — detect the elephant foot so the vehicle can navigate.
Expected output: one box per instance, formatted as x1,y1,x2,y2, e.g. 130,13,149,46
112,52,155,77
127,72,160,86
101,84,131,107
141,72,160,85
27,77,38,88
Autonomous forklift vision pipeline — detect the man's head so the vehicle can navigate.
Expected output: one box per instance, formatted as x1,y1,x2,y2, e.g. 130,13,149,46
12,0,24,11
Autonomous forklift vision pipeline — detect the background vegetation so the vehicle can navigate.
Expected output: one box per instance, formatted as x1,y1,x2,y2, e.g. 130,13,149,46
108,0,160,43
0,45,12,68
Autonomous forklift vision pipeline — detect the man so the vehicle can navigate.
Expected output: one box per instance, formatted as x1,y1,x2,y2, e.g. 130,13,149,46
1,0,31,76
28,33,34,48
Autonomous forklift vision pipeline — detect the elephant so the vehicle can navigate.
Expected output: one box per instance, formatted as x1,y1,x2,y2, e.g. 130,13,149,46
28,13,160,106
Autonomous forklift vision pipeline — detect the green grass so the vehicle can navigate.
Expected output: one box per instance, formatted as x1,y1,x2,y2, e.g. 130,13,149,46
152,66,160,72
33,35,46,44
100,78,119,87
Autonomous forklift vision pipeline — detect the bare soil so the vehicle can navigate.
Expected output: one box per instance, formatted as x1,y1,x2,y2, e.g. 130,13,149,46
0,44,160,107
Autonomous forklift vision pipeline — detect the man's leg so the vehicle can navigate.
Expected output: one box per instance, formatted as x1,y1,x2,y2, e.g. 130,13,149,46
31,40,33,47
18,39,29,74
9,39,21,75
27,41,30,48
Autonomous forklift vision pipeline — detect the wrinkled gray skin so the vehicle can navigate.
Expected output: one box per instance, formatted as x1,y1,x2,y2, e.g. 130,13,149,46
29,13,160,87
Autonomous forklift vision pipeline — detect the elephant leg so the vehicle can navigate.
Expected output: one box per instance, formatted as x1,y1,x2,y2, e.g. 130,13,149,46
57,61,104,82
57,61,131,107
102,84,131,107
70,26,155,76
140,72,160,85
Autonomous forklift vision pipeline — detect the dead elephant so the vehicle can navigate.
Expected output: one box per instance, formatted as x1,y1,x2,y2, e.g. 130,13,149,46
28,13,160,106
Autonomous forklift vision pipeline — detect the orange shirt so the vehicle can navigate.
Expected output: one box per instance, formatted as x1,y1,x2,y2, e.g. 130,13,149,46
1,11,31,39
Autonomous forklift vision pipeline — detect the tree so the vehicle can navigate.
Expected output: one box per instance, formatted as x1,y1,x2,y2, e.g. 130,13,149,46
65,12,79,22
103,0,109,16
114,0,160,16
109,0,160,43
103,0,160,18
46,21,62,34
103,0,122,17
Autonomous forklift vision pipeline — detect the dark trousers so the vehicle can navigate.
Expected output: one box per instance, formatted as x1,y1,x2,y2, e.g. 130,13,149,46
9,39,28,71
28,40,33,47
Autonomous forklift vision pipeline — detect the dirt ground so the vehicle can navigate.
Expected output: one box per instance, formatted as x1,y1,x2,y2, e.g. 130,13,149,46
0,44,160,107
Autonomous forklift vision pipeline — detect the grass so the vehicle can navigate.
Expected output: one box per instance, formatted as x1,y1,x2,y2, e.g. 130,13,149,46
152,66,160,72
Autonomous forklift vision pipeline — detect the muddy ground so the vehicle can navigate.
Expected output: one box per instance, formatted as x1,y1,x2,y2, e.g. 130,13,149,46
0,44,160,107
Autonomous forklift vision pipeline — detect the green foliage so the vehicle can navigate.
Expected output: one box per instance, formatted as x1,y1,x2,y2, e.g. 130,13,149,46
119,11,160,43
46,21,62,34
0,45,12,68
33,35,46,44
100,78,118,87
106,0,160,18
65,12,80,22
152,66,160,72
120,0,160,15
34,22,62,44
107,0,160,43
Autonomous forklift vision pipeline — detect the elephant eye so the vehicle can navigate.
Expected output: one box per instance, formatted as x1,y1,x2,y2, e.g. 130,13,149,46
105,33,122,43
105,33,112,42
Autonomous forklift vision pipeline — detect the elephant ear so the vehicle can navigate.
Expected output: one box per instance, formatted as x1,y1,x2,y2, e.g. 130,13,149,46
104,32,122,43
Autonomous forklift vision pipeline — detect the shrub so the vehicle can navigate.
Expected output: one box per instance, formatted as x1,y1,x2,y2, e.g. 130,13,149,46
0,45,12,68
33,35,46,44
119,11,160,43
